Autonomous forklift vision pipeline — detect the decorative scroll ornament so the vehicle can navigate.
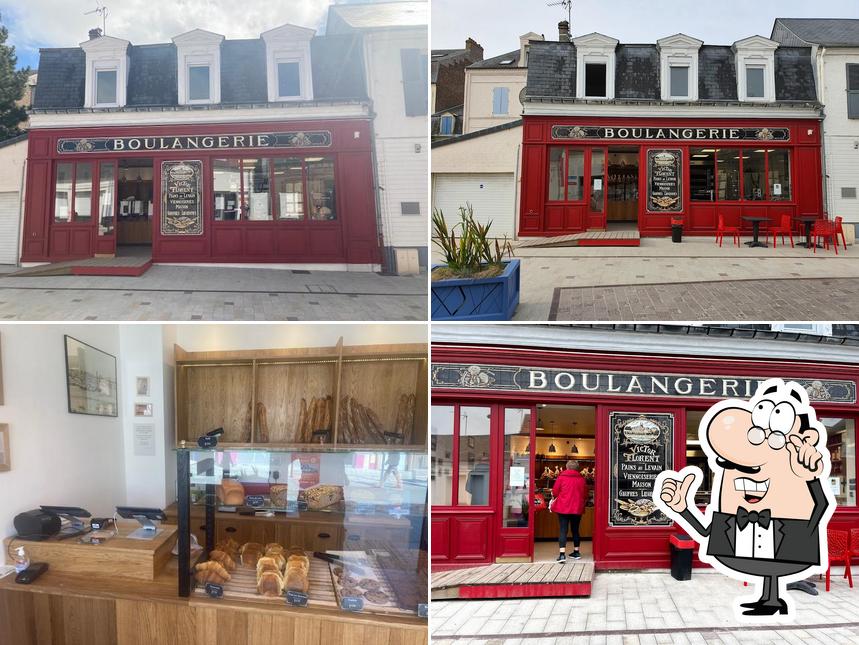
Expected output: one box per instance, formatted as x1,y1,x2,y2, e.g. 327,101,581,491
75,139,94,152
458,365,496,388
805,380,832,401
756,128,775,140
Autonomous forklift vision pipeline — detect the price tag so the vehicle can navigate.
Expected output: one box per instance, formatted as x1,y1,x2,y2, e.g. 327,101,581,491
285,590,308,607
197,435,218,449
204,583,223,598
354,503,375,515
340,596,364,612
417,604,428,619
297,501,308,512
245,495,265,508
311,429,331,443
383,431,404,443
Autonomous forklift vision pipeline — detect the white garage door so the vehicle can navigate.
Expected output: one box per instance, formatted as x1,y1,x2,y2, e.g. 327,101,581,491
0,191,20,265
432,173,515,239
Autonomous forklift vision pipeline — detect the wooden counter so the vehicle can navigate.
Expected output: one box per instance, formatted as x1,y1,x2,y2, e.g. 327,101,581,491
535,507,594,540
3,521,177,581
0,557,427,645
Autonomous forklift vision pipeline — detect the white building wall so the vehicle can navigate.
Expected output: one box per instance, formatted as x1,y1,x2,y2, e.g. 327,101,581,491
818,48,859,226
0,138,27,265
362,28,428,265
463,69,526,134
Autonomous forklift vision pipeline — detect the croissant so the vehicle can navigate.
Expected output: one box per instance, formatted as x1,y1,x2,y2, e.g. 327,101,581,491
257,570,284,597
194,561,231,584
209,550,236,572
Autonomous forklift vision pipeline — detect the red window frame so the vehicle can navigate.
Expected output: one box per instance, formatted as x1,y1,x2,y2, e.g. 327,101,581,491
53,161,95,224
690,146,793,204
212,154,336,223
431,402,494,508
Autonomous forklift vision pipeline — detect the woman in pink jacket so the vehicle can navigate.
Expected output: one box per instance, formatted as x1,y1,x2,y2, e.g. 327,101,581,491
551,460,587,562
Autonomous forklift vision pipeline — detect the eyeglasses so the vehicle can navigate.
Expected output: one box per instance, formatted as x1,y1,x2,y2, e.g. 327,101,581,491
747,425,786,450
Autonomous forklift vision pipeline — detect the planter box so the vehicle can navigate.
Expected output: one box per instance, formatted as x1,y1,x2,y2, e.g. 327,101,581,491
431,259,520,321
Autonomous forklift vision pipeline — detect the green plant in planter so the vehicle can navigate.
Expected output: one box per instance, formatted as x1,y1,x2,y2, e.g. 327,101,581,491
432,203,514,278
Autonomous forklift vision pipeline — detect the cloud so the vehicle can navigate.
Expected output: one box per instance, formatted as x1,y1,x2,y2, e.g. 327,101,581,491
2,0,332,63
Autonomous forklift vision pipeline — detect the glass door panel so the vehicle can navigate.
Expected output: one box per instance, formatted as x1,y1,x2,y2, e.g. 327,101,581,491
457,406,492,506
501,408,531,528
430,404,455,506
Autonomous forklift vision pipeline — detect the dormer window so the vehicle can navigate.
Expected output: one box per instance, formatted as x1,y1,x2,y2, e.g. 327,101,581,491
172,29,224,106
733,36,778,102
81,35,129,108
657,34,702,102
261,24,315,102
573,33,618,100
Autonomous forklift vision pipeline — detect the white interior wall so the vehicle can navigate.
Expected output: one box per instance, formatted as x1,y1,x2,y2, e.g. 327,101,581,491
172,323,427,351
0,324,126,537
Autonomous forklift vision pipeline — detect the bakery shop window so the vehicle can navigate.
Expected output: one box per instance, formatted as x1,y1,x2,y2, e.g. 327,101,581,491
822,418,856,507
54,161,93,223
457,406,492,506
183,447,428,615
213,156,336,222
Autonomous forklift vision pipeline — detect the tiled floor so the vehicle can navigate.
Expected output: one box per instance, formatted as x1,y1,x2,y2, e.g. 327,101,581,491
431,568,858,644
435,236,859,320
0,265,427,320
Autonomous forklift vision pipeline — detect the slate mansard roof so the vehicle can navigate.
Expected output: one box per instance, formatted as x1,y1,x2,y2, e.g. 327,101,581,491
772,18,859,47
525,40,818,104
32,33,368,111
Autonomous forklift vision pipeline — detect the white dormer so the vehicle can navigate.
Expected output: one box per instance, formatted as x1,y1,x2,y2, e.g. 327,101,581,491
172,29,224,105
518,32,543,67
573,33,618,100
657,34,702,102
80,35,130,108
733,35,779,103
261,24,315,102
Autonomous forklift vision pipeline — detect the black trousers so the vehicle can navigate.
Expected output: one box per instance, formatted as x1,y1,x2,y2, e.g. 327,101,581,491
557,513,581,550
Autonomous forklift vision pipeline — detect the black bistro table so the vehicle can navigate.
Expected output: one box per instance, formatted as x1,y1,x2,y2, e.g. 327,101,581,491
794,214,822,249
741,215,769,248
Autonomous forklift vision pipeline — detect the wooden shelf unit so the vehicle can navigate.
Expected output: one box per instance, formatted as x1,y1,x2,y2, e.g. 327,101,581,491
174,340,428,449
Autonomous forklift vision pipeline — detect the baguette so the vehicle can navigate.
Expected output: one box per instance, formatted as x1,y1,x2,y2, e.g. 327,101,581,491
256,401,269,443
297,398,307,443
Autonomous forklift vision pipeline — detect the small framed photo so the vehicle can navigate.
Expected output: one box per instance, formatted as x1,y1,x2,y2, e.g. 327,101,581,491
467,436,475,449
0,424,10,472
134,403,153,417
136,377,150,397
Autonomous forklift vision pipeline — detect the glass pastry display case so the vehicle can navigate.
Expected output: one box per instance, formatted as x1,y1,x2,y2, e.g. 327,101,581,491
174,446,428,619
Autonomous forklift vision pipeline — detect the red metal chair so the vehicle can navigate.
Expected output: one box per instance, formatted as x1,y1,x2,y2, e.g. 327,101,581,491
716,214,740,247
813,220,839,255
766,214,795,249
834,216,848,250
822,528,852,592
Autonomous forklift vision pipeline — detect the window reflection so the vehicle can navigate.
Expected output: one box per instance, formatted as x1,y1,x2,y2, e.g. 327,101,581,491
743,149,766,200
274,159,304,220
502,409,530,528
213,159,241,221
55,163,73,222
98,163,115,236
306,158,337,221
74,163,92,220
431,405,454,506
243,159,272,221
823,418,856,506
457,406,491,506
716,149,740,201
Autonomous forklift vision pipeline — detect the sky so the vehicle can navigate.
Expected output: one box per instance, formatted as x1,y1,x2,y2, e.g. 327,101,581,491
432,0,859,57
0,0,367,70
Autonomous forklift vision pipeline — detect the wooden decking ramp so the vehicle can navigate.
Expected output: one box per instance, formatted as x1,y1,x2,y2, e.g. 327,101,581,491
11,256,152,277
431,561,593,600
517,231,640,248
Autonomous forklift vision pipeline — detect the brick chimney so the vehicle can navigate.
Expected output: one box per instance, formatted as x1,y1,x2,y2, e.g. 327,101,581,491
465,37,484,61
88,28,102,40
558,21,570,42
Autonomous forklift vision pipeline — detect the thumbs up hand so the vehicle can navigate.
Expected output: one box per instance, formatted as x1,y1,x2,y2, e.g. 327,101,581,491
659,471,697,514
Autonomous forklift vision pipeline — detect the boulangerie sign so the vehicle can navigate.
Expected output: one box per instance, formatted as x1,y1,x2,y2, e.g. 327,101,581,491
431,364,857,404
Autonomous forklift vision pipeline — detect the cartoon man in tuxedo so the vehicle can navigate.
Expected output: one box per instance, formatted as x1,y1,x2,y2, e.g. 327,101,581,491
654,378,835,618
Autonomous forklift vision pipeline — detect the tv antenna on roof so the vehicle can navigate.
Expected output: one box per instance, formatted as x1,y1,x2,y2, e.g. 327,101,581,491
84,4,110,36
547,0,572,26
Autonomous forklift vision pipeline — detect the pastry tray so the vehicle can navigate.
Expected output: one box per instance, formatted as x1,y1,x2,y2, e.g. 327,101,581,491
192,550,415,616
327,550,401,612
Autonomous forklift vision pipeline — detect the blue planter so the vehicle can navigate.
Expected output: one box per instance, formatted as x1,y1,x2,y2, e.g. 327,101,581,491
431,259,520,321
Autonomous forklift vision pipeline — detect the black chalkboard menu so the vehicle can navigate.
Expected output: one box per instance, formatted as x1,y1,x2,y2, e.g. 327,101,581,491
609,411,674,527
161,160,203,236
646,149,682,213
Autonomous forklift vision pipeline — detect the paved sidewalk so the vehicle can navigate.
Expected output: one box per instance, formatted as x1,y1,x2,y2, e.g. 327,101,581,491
0,265,427,320
501,237,859,320
431,569,858,644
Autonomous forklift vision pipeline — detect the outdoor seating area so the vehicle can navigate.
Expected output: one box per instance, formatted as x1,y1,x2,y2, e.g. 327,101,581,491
824,527,857,592
714,214,850,253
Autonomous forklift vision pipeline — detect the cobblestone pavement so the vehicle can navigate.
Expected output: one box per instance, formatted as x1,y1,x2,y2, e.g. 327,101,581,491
431,569,858,644
0,265,427,320
549,277,859,321
487,237,859,320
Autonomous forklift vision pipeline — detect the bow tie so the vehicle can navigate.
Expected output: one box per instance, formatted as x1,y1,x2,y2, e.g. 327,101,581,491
736,507,771,530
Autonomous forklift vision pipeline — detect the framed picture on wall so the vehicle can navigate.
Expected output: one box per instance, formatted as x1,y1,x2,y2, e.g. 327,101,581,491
135,403,153,417
0,424,9,471
136,377,150,397
64,336,118,417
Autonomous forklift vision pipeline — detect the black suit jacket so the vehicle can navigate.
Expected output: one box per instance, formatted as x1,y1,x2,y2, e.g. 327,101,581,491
679,479,827,566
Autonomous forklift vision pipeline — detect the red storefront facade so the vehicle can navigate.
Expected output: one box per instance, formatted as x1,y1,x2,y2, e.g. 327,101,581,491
519,116,824,237
431,342,859,571
21,118,380,265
